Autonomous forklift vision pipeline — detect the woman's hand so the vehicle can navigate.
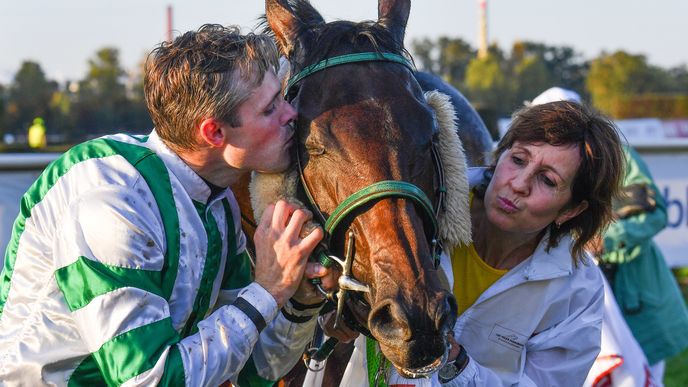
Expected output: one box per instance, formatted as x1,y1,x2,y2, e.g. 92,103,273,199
447,332,461,361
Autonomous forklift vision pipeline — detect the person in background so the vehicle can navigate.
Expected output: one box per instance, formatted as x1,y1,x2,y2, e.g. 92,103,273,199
0,24,332,386
27,117,47,149
589,122,688,385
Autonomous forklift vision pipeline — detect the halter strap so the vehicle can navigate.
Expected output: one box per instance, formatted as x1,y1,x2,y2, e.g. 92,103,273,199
284,52,415,98
325,180,437,237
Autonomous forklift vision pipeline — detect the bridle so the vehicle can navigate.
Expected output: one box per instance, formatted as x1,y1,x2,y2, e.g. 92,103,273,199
284,51,448,358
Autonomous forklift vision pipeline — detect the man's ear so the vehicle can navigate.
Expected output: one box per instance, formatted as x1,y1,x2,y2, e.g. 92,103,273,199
198,118,226,147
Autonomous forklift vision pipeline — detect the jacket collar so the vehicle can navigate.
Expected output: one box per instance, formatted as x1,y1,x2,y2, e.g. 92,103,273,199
147,130,220,205
519,232,575,281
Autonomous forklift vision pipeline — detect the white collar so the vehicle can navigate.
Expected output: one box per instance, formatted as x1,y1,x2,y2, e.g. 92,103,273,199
147,129,217,204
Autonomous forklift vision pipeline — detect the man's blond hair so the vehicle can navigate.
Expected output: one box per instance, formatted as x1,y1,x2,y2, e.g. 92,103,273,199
144,24,280,151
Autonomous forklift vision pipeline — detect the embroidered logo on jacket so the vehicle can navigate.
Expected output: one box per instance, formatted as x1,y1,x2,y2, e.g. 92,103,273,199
489,324,527,352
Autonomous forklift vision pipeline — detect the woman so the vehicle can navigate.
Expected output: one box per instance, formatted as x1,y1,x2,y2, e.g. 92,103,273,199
437,100,625,386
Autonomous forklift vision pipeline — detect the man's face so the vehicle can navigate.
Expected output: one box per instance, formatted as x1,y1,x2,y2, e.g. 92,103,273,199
223,70,297,173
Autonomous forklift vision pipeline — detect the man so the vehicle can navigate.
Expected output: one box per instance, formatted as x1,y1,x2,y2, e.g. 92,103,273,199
0,24,329,386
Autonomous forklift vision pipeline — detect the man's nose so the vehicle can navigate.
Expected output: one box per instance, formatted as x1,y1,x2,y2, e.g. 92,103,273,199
284,101,297,123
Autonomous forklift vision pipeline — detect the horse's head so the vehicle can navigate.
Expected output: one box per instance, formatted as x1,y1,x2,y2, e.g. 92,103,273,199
265,0,459,376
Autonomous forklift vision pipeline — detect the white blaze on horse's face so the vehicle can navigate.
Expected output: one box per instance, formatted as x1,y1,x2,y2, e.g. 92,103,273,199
223,70,297,174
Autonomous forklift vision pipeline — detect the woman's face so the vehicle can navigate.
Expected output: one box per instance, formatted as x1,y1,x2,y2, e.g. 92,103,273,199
484,141,588,235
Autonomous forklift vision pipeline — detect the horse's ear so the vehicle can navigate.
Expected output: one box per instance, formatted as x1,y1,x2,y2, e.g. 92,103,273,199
377,0,411,45
265,0,324,57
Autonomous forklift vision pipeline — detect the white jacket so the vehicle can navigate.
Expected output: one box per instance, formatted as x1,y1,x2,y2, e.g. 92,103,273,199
443,233,604,386
0,131,318,386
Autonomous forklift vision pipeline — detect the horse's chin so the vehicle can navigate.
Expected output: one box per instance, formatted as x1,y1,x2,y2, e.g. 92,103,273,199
394,344,448,379
385,334,450,379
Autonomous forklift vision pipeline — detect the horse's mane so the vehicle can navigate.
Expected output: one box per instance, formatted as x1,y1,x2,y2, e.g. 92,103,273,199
259,0,413,67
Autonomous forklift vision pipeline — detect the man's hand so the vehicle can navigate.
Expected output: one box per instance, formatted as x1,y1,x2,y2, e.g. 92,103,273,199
290,260,339,305
254,200,324,307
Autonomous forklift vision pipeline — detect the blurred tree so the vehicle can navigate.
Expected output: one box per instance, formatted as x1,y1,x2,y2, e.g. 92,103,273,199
73,47,128,136
465,52,511,138
411,37,436,73
513,42,588,96
120,56,153,134
437,37,475,89
465,53,510,111
411,37,475,90
48,84,74,142
668,65,688,93
586,51,657,114
6,61,56,135
512,55,551,107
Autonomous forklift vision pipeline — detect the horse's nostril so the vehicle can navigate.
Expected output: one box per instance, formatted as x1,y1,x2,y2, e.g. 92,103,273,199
369,299,413,342
435,293,458,333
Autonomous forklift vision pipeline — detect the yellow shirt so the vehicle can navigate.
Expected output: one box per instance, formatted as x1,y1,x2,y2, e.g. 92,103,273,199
451,242,508,315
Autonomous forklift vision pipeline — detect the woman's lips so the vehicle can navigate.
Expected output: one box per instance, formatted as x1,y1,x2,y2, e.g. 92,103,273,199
497,196,519,213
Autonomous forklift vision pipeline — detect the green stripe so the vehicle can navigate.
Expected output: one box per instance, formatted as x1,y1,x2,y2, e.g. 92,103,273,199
237,356,276,387
55,256,164,312
181,200,223,337
68,355,104,387
1,139,117,316
221,199,252,290
95,317,181,385
159,346,186,387
104,139,180,300
0,136,180,317
69,318,183,386
221,251,253,290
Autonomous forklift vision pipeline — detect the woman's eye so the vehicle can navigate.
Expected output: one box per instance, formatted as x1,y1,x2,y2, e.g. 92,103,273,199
541,175,556,187
511,156,524,165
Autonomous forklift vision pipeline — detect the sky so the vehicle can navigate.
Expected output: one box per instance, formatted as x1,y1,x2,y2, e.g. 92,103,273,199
1,0,687,85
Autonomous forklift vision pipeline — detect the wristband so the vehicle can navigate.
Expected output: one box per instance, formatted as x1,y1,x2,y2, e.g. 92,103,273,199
233,297,267,333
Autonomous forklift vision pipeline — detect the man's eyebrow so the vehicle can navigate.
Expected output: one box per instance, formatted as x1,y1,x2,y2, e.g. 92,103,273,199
267,89,281,107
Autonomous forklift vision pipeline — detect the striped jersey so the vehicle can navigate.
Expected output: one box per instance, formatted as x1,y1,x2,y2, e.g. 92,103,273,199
0,131,318,386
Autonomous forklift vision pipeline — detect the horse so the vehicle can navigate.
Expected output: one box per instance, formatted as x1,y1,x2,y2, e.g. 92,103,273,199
231,0,493,383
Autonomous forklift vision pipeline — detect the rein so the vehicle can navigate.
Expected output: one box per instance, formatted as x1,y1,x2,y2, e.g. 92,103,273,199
286,51,447,370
